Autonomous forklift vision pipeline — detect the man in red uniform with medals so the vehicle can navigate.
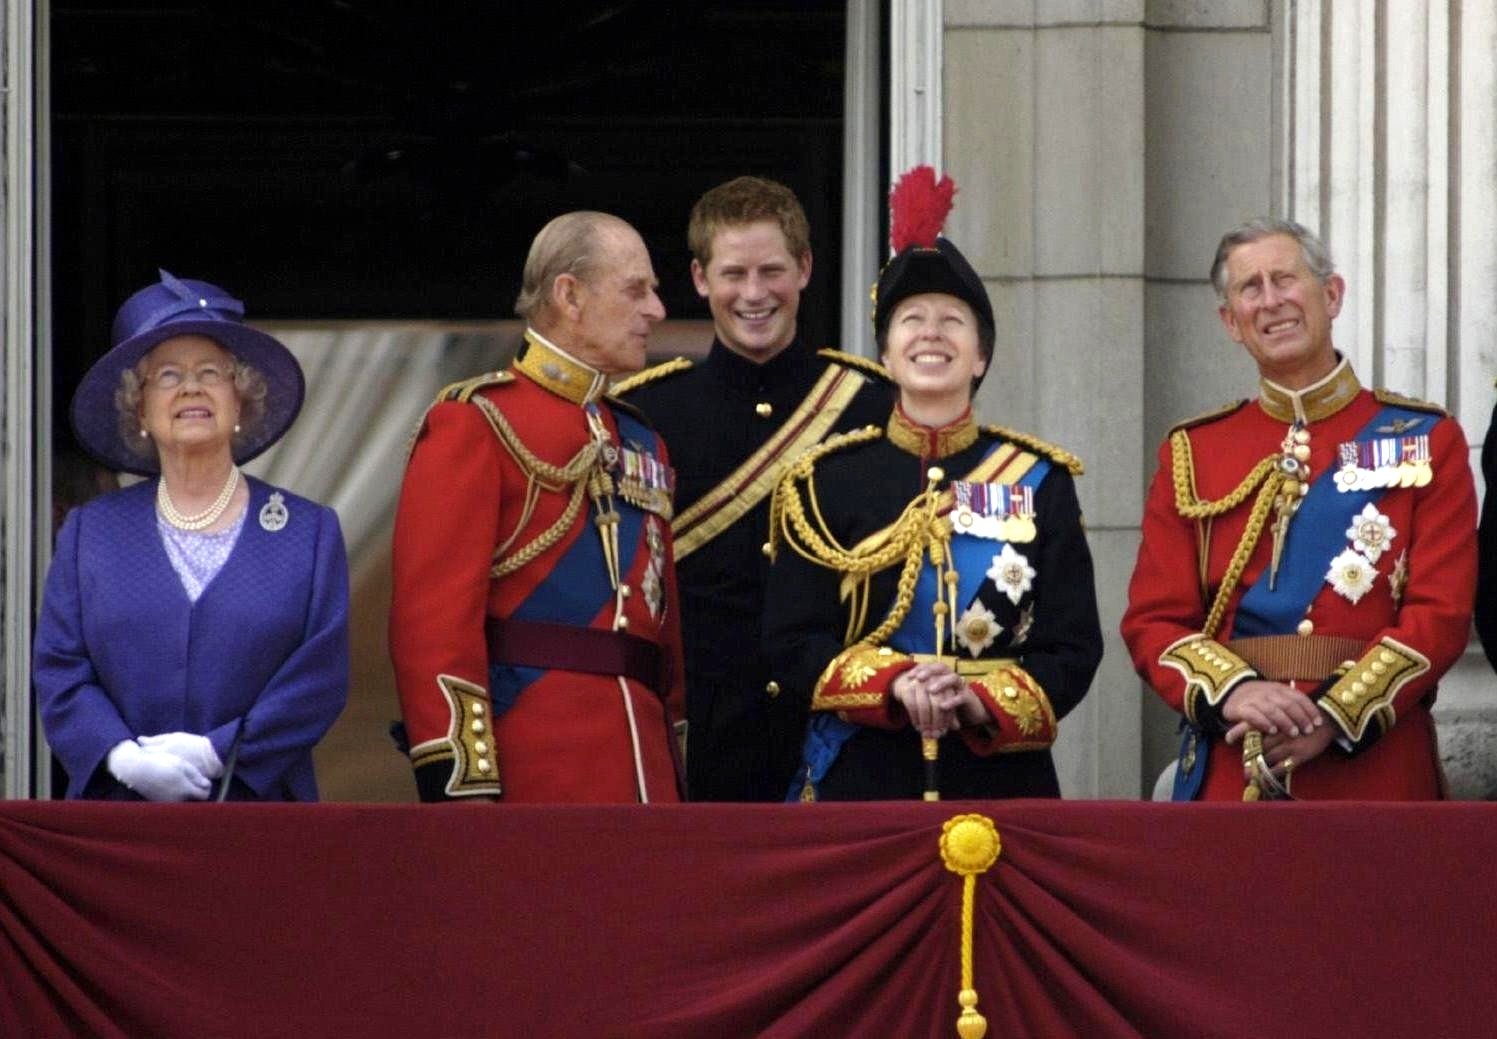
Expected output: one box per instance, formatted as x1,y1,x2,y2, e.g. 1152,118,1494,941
389,211,685,802
1122,218,1476,801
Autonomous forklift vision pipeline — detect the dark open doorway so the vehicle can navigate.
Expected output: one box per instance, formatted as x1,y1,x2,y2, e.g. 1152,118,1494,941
46,0,853,800
51,1,850,399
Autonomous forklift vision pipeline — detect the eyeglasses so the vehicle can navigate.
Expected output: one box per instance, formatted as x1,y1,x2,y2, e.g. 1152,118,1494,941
144,363,234,391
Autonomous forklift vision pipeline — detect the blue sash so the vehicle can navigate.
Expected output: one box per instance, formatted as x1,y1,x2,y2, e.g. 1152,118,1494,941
889,460,1051,655
789,456,1052,801
1232,405,1432,638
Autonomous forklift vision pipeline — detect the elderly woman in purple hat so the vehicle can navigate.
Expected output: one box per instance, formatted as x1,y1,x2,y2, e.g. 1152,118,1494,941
33,270,349,801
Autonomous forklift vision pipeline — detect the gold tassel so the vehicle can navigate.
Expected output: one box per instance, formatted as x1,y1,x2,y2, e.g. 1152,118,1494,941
940,814,1001,1039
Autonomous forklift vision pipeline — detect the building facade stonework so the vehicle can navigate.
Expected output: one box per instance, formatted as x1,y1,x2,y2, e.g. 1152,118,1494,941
2,1,1493,797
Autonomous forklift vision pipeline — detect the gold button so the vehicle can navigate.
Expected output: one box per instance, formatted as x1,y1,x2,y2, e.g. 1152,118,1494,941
1003,686,1018,699
1361,671,1376,684
877,647,893,656
476,759,491,773
1293,429,1311,445
1372,662,1388,674
616,617,629,631
1380,650,1396,664
1293,444,1311,462
1296,619,1314,636
1340,690,1356,703
1350,682,1366,694
755,402,773,418
471,719,486,734
474,741,488,755
472,703,485,717
926,466,945,482
765,681,781,697
762,542,773,557
619,584,632,598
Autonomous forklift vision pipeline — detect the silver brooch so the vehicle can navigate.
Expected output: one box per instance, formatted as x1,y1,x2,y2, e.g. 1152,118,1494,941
259,491,289,532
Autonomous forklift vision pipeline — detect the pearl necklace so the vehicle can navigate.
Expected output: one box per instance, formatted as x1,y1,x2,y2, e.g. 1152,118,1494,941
157,467,240,531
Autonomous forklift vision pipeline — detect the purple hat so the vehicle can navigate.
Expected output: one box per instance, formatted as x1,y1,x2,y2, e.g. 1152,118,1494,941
70,270,305,476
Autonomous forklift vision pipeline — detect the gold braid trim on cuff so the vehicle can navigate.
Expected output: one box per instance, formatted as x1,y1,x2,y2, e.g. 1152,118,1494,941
437,674,502,796
971,666,1057,752
1159,634,1256,723
1318,637,1429,743
811,642,907,710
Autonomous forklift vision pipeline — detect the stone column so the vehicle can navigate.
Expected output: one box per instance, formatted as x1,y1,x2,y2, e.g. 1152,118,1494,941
1136,2,1278,790
1284,1,1497,797
2,0,46,798
944,2,1147,797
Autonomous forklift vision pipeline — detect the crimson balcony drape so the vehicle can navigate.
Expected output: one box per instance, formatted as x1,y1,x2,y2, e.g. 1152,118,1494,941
2,800,1493,1038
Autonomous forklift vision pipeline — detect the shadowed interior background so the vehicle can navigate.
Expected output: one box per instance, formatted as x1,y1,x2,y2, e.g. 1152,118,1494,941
49,0,850,799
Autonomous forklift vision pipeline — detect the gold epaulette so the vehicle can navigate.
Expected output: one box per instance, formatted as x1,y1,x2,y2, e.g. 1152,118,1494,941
435,370,514,405
980,425,1084,476
609,357,693,396
405,371,515,461
817,348,893,383
1168,399,1249,435
1374,388,1449,417
783,424,884,480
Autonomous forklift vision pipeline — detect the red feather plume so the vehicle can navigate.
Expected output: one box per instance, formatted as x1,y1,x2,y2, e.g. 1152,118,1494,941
888,165,956,253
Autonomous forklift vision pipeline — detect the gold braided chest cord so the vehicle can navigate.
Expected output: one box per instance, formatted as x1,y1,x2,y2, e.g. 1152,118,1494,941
1169,430,1284,639
768,427,953,647
472,395,604,579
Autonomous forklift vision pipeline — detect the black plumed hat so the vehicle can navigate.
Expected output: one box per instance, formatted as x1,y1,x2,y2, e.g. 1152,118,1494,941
872,166,995,355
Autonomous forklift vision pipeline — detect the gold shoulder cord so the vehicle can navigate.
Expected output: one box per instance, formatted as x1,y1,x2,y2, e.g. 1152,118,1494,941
470,395,603,579
768,426,954,647
982,424,1084,476
609,356,692,396
1168,430,1283,639
1171,428,1310,803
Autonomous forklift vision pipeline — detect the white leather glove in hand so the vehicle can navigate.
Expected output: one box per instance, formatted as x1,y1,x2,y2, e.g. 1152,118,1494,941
138,731,224,779
105,740,212,801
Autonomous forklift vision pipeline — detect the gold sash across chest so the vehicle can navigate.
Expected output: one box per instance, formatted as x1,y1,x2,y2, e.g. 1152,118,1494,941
671,364,867,560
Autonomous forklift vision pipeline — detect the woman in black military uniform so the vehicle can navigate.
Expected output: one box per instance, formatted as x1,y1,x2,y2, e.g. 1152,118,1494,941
764,167,1103,801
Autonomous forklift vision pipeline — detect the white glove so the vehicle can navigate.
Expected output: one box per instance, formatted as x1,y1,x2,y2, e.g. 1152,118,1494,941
138,731,224,780
105,740,212,802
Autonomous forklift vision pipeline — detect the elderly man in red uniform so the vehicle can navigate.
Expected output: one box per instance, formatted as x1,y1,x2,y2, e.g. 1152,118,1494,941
390,211,684,802
1122,218,1476,801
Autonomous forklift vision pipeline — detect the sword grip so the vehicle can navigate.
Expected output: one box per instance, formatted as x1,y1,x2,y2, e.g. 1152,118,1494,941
922,736,940,801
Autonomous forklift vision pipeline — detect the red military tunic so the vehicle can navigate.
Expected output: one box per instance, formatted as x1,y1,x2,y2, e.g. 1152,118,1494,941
1122,358,1476,800
390,330,685,802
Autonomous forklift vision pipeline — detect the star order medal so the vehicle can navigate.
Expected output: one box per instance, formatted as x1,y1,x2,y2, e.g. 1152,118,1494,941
259,491,289,532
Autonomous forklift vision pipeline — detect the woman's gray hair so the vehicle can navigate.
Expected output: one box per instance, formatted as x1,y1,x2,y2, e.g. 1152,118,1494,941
1209,218,1335,304
513,211,629,321
115,354,270,460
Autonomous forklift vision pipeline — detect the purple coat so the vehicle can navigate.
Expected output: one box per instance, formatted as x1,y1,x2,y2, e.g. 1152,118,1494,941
33,477,349,800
